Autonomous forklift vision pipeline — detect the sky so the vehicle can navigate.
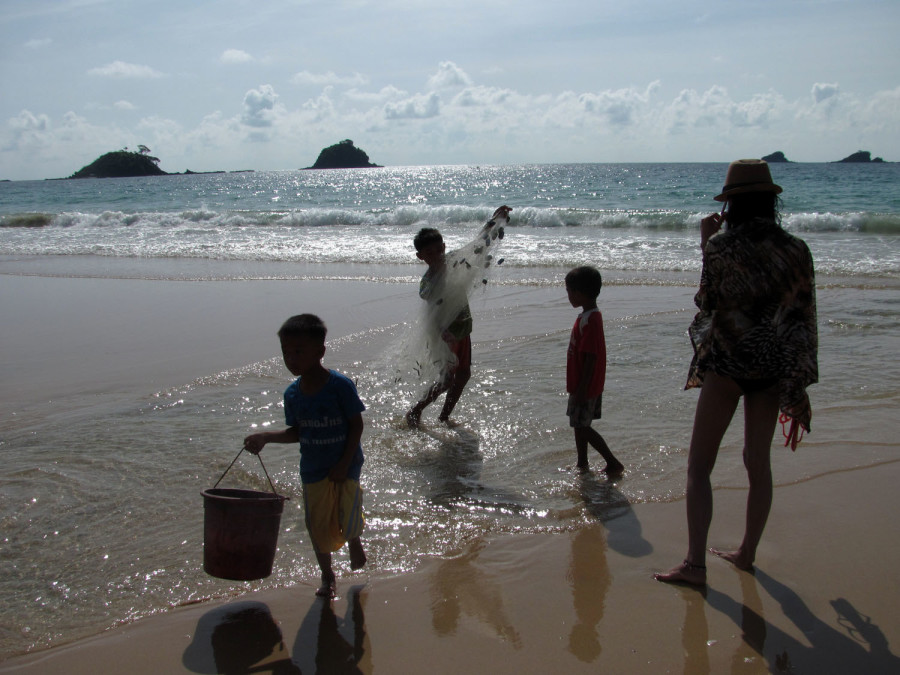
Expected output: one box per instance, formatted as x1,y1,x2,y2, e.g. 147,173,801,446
1,0,898,180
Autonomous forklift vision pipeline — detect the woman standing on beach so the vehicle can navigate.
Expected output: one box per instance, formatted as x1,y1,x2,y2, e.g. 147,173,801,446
655,159,818,586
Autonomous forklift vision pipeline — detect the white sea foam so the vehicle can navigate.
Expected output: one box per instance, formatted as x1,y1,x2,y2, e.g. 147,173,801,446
0,205,897,277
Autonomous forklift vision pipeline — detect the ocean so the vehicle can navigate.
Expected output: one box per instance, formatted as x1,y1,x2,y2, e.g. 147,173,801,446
1,162,898,657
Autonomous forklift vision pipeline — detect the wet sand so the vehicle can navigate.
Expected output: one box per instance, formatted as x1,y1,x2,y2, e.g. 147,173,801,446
2,260,898,672
0,265,414,422
2,460,899,673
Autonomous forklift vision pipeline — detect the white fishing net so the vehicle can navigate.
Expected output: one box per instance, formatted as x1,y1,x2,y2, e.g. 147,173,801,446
388,207,510,398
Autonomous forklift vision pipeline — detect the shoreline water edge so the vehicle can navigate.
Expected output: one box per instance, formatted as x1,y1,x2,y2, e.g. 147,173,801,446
1,163,898,671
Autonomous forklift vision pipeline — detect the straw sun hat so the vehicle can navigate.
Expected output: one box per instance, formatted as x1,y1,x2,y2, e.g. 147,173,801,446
714,159,783,202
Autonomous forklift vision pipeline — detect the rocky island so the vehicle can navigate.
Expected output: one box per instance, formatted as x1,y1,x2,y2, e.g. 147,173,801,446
68,148,168,179
835,150,885,163
305,139,381,169
762,151,791,163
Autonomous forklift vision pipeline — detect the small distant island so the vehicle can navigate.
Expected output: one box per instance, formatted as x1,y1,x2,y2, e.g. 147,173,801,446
304,139,381,169
68,147,168,179
834,150,885,163
759,150,889,164
762,151,791,163
63,146,253,179
61,140,385,179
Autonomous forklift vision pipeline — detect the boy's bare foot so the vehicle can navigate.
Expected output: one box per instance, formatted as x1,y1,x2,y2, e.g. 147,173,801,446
438,416,460,428
654,559,707,586
710,547,754,571
316,572,336,598
405,409,421,429
349,539,367,570
603,461,625,477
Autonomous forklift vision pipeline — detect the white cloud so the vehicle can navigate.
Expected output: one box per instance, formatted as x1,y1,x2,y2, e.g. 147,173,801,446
812,82,839,104
88,61,163,79
291,70,368,87
1,0,897,179
8,109,50,133
859,87,900,139
136,116,185,150
220,49,253,64
578,81,661,127
450,85,514,108
426,61,472,91
384,92,441,120
114,100,137,111
344,85,408,104
3,63,900,179
241,84,281,128
1,109,135,176
728,91,785,129
301,88,338,123
4,110,51,151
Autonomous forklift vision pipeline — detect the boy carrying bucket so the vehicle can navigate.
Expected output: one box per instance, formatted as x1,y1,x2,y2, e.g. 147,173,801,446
244,314,366,599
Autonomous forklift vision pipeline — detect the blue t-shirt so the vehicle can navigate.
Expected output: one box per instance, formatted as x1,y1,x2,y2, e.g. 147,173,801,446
283,370,365,484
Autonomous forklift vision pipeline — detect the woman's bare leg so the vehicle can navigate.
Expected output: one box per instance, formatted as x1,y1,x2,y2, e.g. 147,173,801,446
655,372,740,585
710,386,778,570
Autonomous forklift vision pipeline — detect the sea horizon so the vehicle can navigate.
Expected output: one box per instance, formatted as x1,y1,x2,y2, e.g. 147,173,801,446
2,153,897,184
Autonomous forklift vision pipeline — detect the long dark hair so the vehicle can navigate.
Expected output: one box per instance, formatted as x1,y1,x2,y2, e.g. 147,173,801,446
724,192,781,229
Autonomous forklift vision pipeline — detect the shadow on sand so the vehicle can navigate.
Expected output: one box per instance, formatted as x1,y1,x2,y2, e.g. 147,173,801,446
577,470,653,558
670,566,900,673
182,584,368,674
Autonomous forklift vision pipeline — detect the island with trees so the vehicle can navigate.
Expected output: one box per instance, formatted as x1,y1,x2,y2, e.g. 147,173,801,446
68,146,168,179
304,139,381,169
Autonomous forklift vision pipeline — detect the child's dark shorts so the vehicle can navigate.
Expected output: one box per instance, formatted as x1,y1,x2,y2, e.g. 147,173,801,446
567,393,602,428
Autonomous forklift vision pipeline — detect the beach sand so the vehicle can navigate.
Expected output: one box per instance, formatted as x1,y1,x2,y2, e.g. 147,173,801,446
2,263,898,673
2,462,898,674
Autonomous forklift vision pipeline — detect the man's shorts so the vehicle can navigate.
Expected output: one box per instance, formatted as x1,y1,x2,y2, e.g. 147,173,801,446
567,393,602,428
449,335,472,373
441,335,472,384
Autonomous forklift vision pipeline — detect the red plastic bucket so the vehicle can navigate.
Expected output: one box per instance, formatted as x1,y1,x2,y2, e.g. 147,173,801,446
202,487,287,581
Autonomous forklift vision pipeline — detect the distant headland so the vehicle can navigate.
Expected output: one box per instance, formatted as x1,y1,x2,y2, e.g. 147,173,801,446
303,139,381,169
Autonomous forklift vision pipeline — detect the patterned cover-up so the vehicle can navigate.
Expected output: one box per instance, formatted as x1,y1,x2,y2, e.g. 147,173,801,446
685,218,818,431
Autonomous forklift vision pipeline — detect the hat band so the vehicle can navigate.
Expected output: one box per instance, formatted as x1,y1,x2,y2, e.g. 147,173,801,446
721,180,775,192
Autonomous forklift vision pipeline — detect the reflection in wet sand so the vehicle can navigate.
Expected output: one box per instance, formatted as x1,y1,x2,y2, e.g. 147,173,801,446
566,525,609,662
429,539,521,648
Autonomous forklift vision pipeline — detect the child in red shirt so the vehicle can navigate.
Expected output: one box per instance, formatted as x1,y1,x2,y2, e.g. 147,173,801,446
565,266,624,475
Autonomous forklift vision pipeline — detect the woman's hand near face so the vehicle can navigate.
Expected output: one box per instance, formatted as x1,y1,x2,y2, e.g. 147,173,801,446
700,212,724,250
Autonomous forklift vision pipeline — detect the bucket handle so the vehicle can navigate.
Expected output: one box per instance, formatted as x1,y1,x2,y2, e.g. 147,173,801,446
212,448,285,498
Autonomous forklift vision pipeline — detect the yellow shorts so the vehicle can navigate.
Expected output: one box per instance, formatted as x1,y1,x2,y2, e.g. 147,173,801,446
302,478,365,553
